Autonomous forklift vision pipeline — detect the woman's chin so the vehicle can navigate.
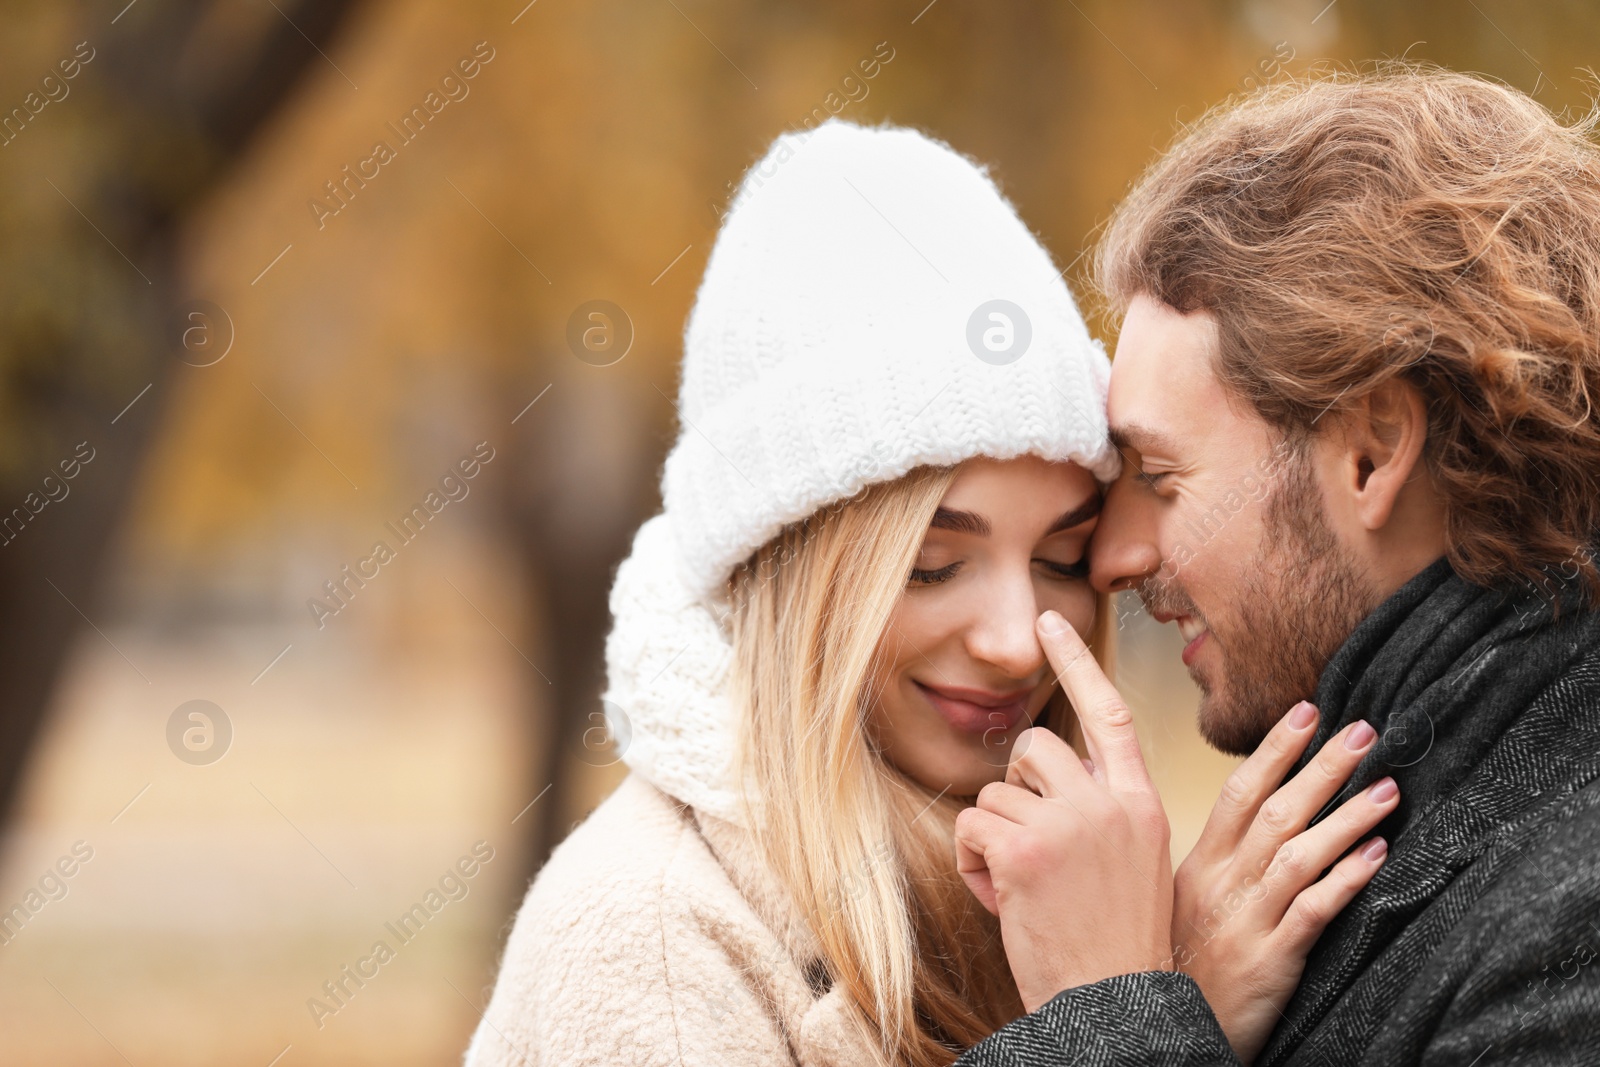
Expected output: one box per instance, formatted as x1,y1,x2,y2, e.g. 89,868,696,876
893,747,1013,799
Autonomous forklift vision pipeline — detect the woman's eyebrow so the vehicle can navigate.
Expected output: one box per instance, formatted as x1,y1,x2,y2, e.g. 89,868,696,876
929,507,990,536
928,495,1102,539
1044,495,1103,535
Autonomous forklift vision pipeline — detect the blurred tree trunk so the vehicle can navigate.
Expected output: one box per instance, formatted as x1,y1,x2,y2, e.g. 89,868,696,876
505,358,655,877
0,0,366,824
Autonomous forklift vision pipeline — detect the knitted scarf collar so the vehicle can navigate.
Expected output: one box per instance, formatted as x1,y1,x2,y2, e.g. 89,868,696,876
602,512,748,824
1298,554,1600,816
1262,552,1600,1063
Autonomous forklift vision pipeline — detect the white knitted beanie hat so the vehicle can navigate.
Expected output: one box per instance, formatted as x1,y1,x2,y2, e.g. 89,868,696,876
604,120,1118,821
662,119,1118,599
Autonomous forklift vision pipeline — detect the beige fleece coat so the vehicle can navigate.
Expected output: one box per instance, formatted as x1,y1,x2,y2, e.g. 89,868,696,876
465,514,881,1063
462,773,886,1067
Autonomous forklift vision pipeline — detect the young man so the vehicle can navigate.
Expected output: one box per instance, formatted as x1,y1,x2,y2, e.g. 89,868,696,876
955,68,1600,1065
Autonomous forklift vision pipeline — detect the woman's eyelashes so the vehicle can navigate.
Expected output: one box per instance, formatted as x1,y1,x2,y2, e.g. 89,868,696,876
909,561,961,585
1038,557,1091,580
907,557,1090,586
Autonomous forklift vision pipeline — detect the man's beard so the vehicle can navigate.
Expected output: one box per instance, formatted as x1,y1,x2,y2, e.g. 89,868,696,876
1139,450,1378,756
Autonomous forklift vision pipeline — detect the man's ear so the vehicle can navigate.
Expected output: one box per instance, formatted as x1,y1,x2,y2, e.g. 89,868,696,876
1338,380,1430,532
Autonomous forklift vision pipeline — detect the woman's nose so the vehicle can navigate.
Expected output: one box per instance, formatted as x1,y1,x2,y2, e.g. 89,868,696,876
964,575,1047,681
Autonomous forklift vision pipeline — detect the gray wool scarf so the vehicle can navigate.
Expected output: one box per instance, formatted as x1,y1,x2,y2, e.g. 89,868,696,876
1261,554,1600,1064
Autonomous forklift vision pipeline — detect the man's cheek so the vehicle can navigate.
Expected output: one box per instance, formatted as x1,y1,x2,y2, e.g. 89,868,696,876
1160,539,1194,580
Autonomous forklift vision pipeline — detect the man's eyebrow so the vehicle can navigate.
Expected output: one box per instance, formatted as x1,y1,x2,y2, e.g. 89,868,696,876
1108,423,1180,457
1045,494,1103,535
930,507,990,536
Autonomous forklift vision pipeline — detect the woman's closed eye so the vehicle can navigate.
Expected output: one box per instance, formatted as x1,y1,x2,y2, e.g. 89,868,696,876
909,561,961,585
908,557,1089,586
1037,557,1090,581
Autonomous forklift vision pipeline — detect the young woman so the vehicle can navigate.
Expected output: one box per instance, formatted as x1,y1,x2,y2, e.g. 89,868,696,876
464,121,1384,1067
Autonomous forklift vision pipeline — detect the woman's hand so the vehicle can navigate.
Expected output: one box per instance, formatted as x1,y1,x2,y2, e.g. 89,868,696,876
955,611,1175,1012
1171,701,1396,1064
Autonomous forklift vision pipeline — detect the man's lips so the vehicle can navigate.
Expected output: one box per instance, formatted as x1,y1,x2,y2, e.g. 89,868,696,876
914,681,1034,734
1177,616,1209,666
1151,609,1210,666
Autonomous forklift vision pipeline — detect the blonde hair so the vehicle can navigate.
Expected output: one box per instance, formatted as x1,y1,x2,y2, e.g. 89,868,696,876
726,465,1084,1065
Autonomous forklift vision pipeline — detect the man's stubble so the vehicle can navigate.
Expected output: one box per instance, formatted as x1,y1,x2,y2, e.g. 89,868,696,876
1142,446,1380,756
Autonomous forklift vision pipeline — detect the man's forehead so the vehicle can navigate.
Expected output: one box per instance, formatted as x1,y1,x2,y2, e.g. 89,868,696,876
1106,295,1227,453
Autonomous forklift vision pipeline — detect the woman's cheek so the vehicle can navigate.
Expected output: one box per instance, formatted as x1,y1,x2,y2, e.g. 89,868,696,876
1040,581,1097,634
887,584,949,651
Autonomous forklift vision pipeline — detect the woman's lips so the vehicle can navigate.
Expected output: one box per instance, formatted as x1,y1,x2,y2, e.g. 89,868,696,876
914,681,1033,735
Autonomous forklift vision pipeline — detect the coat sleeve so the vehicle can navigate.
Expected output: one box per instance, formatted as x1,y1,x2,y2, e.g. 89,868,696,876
463,822,799,1067
953,972,1240,1067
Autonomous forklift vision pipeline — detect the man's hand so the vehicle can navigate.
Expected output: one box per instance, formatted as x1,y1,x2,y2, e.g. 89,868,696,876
954,609,1173,1012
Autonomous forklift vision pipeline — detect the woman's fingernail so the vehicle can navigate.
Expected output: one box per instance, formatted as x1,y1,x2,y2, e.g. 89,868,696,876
1038,611,1067,635
1345,720,1377,750
1288,701,1318,730
1361,837,1388,862
1367,777,1398,803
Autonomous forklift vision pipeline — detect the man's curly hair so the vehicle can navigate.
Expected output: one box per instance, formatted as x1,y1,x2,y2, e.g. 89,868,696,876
1096,63,1600,605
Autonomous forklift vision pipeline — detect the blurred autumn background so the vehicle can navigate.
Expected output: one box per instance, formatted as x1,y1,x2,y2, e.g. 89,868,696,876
0,0,1596,1063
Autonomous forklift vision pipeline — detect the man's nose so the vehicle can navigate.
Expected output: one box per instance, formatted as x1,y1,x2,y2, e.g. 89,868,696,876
1089,477,1162,594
